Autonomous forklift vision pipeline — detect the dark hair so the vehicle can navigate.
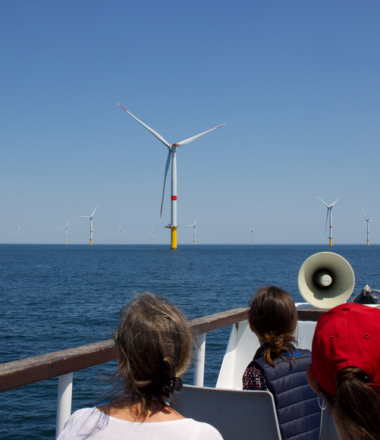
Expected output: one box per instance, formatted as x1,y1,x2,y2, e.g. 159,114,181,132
248,285,297,366
319,367,380,440
113,291,194,420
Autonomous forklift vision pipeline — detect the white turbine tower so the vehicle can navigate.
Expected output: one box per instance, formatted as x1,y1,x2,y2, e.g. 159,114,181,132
75,205,99,245
360,208,373,246
116,224,125,245
15,225,22,244
185,217,198,245
56,220,70,245
314,194,342,246
147,228,154,245
118,103,225,249
249,226,257,245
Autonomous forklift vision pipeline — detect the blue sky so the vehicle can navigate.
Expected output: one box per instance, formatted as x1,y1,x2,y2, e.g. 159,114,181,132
1,0,379,244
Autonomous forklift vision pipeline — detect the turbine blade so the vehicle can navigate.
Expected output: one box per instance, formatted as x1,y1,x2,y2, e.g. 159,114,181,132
325,208,329,234
117,103,171,148
360,221,366,232
75,215,90,218
66,220,70,227
314,194,329,208
362,207,367,220
330,196,342,207
56,227,65,229
173,124,225,147
160,150,172,217
90,205,99,218
194,217,198,226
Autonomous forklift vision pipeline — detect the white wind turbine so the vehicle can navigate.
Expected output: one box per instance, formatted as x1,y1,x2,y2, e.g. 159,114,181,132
15,225,23,244
118,103,225,249
147,228,154,245
116,224,125,245
56,220,70,245
185,217,198,245
314,194,342,246
75,205,99,245
249,226,257,245
360,208,373,246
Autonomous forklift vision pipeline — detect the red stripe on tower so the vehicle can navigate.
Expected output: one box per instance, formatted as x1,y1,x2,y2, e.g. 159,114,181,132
330,226,332,228
171,196,177,201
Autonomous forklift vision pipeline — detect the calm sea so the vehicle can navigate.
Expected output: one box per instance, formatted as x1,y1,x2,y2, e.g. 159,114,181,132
1,244,379,439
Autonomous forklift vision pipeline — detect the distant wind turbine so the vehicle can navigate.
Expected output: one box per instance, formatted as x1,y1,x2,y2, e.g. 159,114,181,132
147,228,154,245
249,226,257,245
15,225,22,244
116,224,125,245
185,217,198,245
314,194,342,246
360,208,373,246
118,103,225,250
75,205,99,245
56,220,70,245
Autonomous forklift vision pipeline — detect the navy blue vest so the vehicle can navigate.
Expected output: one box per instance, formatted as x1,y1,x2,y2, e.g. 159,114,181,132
253,346,321,440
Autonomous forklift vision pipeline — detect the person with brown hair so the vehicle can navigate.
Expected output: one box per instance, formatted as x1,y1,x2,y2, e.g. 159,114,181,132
243,285,320,440
307,302,380,440
58,292,223,440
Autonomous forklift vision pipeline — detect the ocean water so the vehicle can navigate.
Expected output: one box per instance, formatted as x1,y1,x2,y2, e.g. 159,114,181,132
1,244,379,439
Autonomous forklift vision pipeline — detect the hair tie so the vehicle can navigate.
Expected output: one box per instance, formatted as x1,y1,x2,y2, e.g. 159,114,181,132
162,377,183,396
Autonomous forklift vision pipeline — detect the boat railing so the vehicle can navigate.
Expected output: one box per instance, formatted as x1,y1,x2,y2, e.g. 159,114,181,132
0,307,323,438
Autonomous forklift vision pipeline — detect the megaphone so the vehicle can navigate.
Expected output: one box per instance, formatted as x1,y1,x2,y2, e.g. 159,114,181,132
298,252,355,309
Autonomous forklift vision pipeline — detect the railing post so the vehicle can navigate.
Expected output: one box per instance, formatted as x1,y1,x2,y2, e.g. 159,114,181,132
194,332,206,387
56,372,73,438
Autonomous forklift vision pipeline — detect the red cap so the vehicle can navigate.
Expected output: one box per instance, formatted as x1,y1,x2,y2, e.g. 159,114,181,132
311,303,380,395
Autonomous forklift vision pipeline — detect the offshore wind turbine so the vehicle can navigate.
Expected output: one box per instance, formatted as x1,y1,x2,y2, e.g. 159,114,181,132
15,225,22,244
147,228,154,245
74,205,99,245
56,220,70,245
249,226,257,245
360,208,373,246
314,194,342,246
185,217,198,245
116,224,125,245
118,103,225,249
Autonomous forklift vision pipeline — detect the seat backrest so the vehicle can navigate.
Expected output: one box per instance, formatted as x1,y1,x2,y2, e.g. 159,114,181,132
319,406,340,440
177,385,281,440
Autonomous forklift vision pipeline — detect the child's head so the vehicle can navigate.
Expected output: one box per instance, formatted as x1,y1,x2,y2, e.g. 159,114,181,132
308,303,380,440
248,285,297,366
113,291,194,419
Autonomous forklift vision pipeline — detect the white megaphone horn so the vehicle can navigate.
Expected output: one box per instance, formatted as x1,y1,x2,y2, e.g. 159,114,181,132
298,252,355,309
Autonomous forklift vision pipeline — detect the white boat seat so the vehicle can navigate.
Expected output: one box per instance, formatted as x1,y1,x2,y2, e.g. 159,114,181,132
177,385,281,440
319,406,339,440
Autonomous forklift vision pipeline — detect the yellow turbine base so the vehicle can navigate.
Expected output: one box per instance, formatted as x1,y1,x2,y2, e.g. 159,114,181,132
120,241,122,245
367,241,369,246
90,239,93,246
329,238,333,246
171,227,177,249
193,241,196,245
65,241,67,245
19,242,21,245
